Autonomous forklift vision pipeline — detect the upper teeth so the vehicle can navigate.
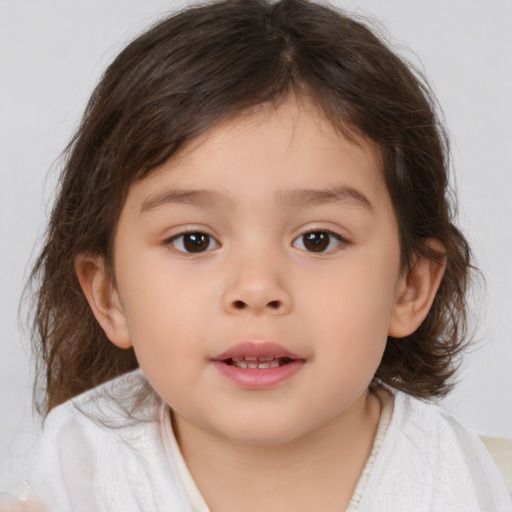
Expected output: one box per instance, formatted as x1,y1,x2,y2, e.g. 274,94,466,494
231,356,280,369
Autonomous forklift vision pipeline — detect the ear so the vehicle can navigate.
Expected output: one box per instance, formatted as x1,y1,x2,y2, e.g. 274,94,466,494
74,253,132,349
388,240,446,338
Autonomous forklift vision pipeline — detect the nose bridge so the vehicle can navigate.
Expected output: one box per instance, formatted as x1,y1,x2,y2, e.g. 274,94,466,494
221,239,292,315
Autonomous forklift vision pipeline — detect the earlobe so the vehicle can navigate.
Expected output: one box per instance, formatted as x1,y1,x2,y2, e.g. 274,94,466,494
388,241,446,338
74,253,132,349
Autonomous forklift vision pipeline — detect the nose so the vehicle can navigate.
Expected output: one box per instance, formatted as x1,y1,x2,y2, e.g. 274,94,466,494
221,255,293,316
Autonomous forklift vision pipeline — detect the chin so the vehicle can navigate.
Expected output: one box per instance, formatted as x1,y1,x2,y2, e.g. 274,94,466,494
211,416,312,447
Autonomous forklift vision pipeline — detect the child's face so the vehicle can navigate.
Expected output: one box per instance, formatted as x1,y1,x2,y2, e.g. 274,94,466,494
108,101,408,444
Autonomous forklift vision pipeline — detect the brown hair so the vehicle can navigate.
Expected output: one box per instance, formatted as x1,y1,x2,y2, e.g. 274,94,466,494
29,0,472,416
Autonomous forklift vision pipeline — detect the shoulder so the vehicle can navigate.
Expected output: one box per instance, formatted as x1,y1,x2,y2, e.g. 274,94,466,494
44,368,157,431
29,370,193,511
38,368,170,469
392,390,483,454
36,369,159,458
358,388,512,511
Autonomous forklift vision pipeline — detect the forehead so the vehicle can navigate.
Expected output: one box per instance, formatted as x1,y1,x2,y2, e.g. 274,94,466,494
127,100,389,214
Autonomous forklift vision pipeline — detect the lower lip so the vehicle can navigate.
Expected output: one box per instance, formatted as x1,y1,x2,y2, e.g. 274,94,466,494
211,360,305,389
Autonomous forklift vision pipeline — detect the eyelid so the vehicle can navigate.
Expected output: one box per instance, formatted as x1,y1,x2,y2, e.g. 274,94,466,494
294,225,350,243
162,224,218,242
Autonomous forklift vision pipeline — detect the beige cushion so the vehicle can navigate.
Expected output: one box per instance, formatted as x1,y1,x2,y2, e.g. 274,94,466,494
480,435,512,495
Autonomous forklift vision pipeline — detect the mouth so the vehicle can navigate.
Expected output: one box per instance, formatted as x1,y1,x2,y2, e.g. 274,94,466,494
211,342,305,389
224,356,295,369
213,341,303,366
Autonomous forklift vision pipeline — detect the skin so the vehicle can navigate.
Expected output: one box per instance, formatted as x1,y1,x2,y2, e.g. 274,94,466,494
77,99,444,511
0,501,46,512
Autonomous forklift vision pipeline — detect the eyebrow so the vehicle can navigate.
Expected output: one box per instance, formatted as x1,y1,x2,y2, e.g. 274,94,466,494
140,185,373,214
140,189,233,214
276,186,374,212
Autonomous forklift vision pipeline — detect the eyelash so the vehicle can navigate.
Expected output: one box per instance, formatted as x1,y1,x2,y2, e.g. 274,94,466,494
165,229,347,254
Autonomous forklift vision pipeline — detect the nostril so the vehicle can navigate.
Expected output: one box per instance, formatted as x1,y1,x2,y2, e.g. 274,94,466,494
233,300,246,309
267,300,281,309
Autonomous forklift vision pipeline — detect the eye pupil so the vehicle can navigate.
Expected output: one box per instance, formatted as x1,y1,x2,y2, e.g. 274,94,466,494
183,233,210,252
303,232,329,252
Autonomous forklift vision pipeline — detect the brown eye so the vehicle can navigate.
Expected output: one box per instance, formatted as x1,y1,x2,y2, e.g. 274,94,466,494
169,232,219,253
293,231,343,253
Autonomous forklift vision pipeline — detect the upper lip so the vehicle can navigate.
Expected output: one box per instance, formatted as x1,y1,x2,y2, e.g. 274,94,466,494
212,341,304,361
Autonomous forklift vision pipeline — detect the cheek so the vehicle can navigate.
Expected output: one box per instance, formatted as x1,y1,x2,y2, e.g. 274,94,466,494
299,252,398,364
124,298,206,405
309,295,389,399
307,252,398,321
119,247,208,318
117,260,209,364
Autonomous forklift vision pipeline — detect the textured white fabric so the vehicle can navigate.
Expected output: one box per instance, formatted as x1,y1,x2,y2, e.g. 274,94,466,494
344,386,394,511
28,370,511,512
355,391,511,511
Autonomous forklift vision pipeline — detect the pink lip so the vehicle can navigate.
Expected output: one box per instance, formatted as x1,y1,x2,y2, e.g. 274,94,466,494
213,341,303,362
211,341,305,390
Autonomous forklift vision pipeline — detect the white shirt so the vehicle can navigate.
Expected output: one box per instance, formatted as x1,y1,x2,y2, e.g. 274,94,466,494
28,369,511,511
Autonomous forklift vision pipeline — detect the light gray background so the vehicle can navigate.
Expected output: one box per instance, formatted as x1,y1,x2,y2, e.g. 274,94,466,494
1,0,511,494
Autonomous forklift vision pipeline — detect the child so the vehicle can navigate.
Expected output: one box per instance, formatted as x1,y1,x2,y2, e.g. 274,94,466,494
19,0,511,510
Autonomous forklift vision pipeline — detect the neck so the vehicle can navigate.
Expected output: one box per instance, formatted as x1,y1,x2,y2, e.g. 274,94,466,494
172,391,381,512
